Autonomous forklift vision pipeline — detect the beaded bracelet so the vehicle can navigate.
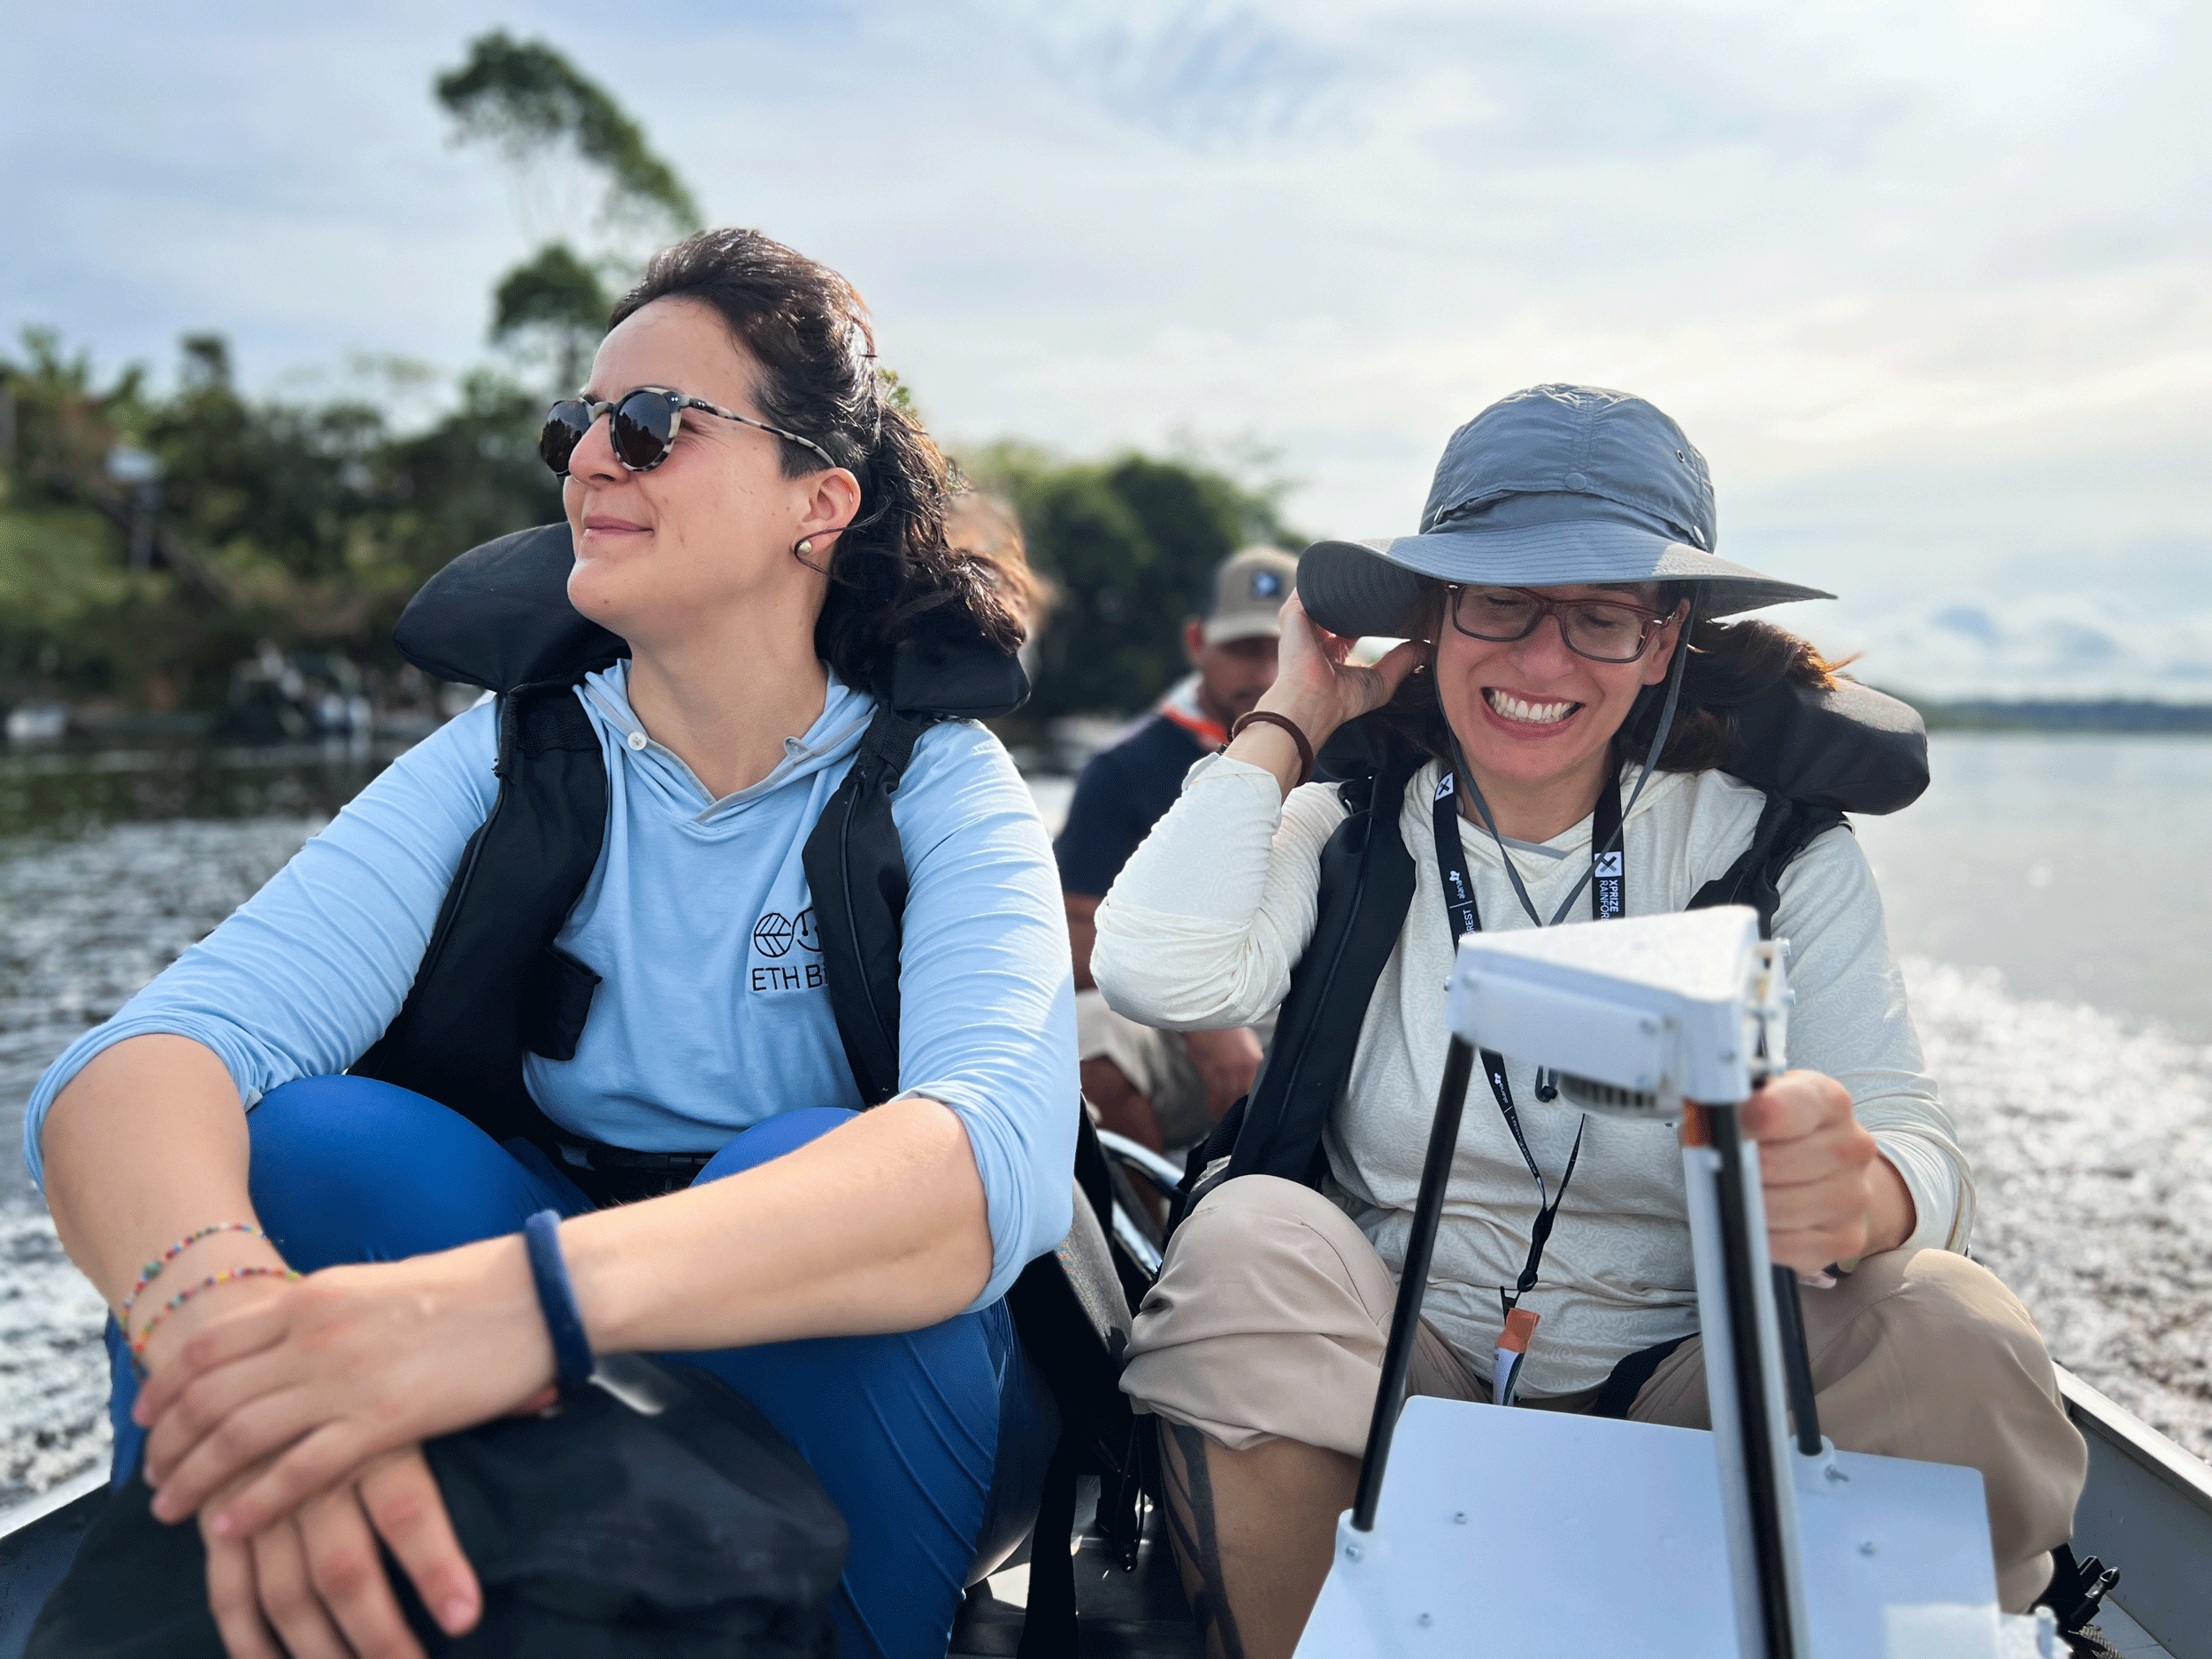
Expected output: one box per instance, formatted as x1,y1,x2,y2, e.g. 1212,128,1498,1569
119,1224,270,1335
128,1265,302,1366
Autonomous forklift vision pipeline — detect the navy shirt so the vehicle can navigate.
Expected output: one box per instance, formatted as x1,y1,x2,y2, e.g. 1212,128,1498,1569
1054,711,1211,895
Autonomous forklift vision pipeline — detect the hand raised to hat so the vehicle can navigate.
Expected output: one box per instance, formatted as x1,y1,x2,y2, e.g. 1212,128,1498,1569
1229,594,1425,797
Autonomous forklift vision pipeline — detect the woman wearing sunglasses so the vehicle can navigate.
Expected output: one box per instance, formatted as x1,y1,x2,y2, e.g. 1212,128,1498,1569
33,228,1072,1659
1092,387,2086,1659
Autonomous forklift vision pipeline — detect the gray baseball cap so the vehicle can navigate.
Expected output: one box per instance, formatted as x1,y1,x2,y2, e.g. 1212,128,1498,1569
1202,545,1300,643
1298,385,1832,639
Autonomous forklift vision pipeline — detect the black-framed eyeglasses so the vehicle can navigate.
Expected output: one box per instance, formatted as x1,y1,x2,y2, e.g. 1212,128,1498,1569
540,387,836,478
1445,584,1679,664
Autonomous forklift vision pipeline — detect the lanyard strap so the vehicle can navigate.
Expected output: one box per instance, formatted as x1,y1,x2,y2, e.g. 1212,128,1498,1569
1429,770,1624,1316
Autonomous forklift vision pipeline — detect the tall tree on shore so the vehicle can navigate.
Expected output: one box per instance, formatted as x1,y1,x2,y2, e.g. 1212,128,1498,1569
435,31,703,389
966,444,1302,721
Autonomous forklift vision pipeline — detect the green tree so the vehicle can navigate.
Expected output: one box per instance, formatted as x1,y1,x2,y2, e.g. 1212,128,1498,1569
435,30,700,237
969,444,1302,720
491,243,611,393
437,30,703,392
0,327,562,711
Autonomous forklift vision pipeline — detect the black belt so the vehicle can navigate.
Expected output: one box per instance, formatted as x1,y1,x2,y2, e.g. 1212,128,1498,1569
543,1134,716,1207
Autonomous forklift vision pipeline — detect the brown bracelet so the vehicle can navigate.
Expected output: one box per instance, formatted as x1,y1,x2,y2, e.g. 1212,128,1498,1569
1228,710,1316,788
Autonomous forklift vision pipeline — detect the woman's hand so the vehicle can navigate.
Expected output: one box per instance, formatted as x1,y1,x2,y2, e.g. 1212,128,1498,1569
1227,595,1425,795
1181,1025,1265,1120
204,1446,480,1659
137,1237,557,1540
1742,1069,1915,1273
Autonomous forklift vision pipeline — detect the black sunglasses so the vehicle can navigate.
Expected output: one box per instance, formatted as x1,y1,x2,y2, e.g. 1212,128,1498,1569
540,387,836,477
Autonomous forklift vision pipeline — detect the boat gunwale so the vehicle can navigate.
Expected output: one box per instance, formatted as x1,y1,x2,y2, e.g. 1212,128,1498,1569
0,1471,104,1548
2056,1364,2212,1509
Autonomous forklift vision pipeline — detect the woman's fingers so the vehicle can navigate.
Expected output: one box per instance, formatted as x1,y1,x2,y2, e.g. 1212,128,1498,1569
361,1448,482,1638
204,1526,284,1659
197,1449,446,1659
142,1347,296,1489
1744,1070,1876,1272
134,1296,293,1427
250,1517,355,1659
1770,1225,1865,1276
302,1472,430,1659
150,1386,324,1524
1754,1118,1875,1189
211,1418,396,1542
1762,1179,1871,1269
1362,638,1426,710
1740,1070,1850,1144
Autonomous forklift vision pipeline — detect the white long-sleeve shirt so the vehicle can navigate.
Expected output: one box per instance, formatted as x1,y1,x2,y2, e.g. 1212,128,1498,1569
1093,750,1972,1396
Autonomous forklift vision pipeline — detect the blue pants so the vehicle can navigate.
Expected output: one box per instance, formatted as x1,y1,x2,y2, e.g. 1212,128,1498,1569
105,1076,1048,1658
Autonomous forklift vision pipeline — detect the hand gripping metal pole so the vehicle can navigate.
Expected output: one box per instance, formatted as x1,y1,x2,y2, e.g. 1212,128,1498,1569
1351,1034,1478,1532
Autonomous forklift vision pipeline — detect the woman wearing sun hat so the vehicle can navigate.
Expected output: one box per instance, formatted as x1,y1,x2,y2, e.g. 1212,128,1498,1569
1091,385,2086,1657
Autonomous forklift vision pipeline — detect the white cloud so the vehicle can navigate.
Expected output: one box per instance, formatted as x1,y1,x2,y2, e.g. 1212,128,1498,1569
6,0,2208,695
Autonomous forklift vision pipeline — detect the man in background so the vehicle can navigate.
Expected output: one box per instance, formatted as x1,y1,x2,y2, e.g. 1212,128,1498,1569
1056,546,1297,1152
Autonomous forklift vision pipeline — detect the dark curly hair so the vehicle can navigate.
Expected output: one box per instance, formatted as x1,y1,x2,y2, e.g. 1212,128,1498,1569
609,228,1041,691
1371,580,1839,773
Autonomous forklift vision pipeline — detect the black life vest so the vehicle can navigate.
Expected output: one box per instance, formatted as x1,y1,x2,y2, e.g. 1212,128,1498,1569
351,522,1133,1655
1188,680,1930,1206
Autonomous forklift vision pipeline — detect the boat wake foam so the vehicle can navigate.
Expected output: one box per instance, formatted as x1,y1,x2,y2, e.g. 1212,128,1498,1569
1906,955,2212,1462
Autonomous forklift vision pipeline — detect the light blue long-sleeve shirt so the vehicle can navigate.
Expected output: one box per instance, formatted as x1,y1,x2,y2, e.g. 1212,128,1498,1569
25,664,1078,1309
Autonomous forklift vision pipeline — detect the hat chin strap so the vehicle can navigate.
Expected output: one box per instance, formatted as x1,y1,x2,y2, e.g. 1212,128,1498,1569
1442,597,1696,929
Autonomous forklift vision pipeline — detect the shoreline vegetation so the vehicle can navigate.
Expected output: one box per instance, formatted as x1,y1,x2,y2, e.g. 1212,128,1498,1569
1901,697,2212,734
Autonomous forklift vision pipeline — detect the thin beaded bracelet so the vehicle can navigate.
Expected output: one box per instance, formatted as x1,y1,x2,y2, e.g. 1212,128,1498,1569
128,1265,301,1367
119,1223,270,1335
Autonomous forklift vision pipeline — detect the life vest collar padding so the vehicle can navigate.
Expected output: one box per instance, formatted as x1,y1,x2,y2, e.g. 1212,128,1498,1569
1716,678,1927,817
887,634,1029,721
395,522,1031,719
396,524,626,695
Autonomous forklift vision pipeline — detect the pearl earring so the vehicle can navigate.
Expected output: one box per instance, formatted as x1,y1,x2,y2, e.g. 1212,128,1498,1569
796,538,814,557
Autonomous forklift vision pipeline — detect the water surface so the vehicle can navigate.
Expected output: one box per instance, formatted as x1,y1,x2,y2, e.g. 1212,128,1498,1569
1856,734,2212,1041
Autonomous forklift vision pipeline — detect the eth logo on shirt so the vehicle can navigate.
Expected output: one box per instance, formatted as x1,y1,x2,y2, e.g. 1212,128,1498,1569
750,907,824,993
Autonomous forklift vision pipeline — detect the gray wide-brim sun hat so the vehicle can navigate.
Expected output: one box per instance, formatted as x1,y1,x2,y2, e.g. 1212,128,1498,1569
1299,385,1833,640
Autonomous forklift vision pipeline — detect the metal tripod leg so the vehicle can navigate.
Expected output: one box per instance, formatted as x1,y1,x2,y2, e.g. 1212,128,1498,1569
1351,1036,1477,1532
1686,1101,1812,1659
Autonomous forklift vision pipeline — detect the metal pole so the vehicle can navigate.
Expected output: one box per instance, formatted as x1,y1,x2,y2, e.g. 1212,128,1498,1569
1708,1102,1799,1659
1351,1034,1477,1532
1772,1264,1823,1457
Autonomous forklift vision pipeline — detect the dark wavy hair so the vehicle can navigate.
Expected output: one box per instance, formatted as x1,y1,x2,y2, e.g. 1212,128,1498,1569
1371,580,1839,772
609,228,1041,691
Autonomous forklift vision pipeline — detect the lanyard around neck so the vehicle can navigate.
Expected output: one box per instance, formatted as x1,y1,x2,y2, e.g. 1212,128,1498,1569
1427,769,1625,1320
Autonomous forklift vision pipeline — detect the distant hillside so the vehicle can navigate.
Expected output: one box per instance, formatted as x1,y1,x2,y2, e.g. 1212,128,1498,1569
1887,693,2212,733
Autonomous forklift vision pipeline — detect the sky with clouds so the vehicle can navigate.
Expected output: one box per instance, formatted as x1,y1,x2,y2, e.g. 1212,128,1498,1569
6,0,2208,697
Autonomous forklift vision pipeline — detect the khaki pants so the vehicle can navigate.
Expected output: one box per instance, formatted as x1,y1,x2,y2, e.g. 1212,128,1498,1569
1077,988,1212,1148
1123,1175,2087,1612
1078,991,1276,1150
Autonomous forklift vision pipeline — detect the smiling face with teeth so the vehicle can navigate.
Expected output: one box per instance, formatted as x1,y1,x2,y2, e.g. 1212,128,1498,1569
1431,580,1686,837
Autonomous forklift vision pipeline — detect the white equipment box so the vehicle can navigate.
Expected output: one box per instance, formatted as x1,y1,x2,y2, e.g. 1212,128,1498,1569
1294,908,2062,1659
